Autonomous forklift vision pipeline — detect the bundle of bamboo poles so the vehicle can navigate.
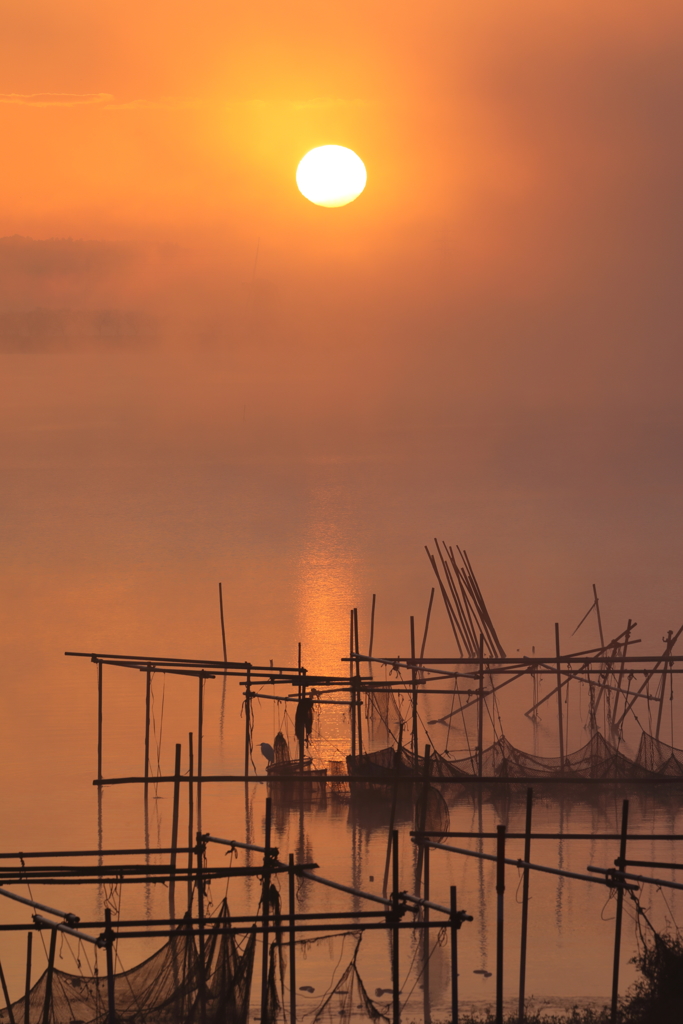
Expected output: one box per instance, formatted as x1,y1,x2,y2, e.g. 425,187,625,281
425,541,505,658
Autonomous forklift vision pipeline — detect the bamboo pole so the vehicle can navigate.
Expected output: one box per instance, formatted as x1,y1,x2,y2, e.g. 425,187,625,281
187,733,194,914
415,745,431,897
450,886,459,1024
169,743,181,920
422,843,431,1024
411,616,418,758
555,624,565,769
383,724,403,898
495,825,506,1024
610,800,629,1024
97,662,103,783
0,958,15,1024
354,609,363,759
197,677,204,834
23,933,31,1024
518,789,533,1023
41,928,57,1024
350,611,356,760
260,798,272,1024
144,668,151,789
478,635,484,778
245,667,251,780
391,830,400,1024
288,854,297,1024
105,908,116,1024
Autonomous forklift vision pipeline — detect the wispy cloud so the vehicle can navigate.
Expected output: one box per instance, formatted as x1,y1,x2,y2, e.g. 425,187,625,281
0,92,114,107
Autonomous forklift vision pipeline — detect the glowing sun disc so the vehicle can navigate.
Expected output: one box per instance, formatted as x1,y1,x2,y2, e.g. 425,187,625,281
296,146,367,207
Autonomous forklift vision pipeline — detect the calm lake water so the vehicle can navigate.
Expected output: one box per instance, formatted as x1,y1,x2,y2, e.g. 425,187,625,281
1,348,682,1019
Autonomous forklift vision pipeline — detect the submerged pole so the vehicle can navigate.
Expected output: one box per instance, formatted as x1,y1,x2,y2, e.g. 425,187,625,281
518,788,533,1023
610,799,629,1024
288,853,297,1024
496,825,506,1024
450,886,459,1024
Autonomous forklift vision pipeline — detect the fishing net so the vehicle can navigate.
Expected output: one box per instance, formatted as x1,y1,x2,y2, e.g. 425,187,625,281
0,905,256,1024
415,785,450,836
265,933,386,1024
349,733,668,779
636,733,683,776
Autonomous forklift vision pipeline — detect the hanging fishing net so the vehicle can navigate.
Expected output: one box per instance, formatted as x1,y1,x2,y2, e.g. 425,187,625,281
636,733,683,776
265,933,386,1024
0,904,256,1024
414,785,450,836
348,732,670,779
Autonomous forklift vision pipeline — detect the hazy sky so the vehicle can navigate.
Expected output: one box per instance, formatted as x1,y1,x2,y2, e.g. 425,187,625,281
2,1,683,667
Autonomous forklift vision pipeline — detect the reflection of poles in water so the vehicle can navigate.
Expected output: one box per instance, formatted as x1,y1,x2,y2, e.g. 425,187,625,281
143,784,152,920
517,788,533,1024
555,790,565,932
415,745,431,897
218,582,228,741
476,787,487,968
383,724,404,897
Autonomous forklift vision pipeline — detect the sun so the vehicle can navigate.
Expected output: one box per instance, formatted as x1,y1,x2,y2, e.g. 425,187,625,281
296,146,367,208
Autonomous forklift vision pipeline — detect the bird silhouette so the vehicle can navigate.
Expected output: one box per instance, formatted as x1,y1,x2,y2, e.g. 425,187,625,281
260,742,275,764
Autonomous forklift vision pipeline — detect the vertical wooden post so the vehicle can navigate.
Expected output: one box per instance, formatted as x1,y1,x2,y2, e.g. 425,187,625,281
97,661,103,783
450,886,459,1024
592,584,605,647
24,933,32,1024
555,624,565,769
518,788,533,1023
410,616,418,760
495,825,506,1024
354,608,363,759
610,799,629,1024
245,667,251,780
41,929,57,1024
218,582,228,660
197,833,206,1024
288,853,297,1024
260,797,272,1024
391,829,400,1024
478,634,484,778
105,908,116,1024
422,843,431,1024
169,743,181,920
197,677,204,834
187,733,194,914
144,668,152,788
383,723,403,898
